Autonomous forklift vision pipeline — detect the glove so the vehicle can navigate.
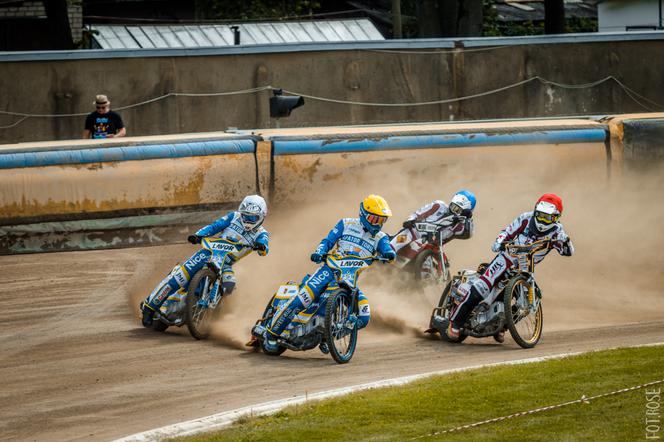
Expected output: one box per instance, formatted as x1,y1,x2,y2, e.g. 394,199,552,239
253,243,267,255
402,220,416,229
381,251,396,262
187,234,202,244
310,252,324,263
491,242,505,253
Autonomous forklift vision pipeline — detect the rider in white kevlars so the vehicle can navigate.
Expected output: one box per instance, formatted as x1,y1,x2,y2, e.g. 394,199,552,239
448,193,574,343
392,190,476,258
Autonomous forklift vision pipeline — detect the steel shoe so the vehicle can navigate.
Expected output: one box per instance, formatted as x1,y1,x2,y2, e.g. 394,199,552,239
446,322,461,341
140,302,155,327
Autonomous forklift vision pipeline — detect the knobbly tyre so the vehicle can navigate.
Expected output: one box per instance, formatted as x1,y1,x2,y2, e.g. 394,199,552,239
142,237,251,340
427,239,549,348
248,253,388,364
390,217,459,286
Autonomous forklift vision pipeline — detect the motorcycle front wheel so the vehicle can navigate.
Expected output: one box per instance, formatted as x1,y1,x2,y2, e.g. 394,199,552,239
185,268,218,340
503,275,543,348
324,290,358,364
434,281,468,343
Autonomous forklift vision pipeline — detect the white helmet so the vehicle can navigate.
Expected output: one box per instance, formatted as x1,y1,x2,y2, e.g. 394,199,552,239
449,190,476,217
238,195,267,231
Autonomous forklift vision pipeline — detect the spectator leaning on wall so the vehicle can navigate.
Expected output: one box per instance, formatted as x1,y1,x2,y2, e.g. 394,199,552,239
83,95,126,139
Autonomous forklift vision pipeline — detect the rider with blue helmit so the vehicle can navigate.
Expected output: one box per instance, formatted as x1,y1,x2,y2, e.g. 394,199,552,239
140,195,269,327
393,190,476,258
261,195,396,351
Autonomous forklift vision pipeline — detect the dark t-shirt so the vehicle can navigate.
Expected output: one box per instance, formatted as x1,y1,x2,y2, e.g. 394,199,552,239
84,110,124,138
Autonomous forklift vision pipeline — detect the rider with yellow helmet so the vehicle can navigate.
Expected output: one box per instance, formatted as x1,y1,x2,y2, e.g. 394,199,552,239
263,195,396,351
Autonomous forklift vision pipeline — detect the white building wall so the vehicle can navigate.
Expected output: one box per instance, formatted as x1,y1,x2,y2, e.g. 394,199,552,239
599,0,663,32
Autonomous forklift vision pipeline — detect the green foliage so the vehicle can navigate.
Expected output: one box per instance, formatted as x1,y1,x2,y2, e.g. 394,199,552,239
483,0,598,36
195,0,322,21
178,345,664,441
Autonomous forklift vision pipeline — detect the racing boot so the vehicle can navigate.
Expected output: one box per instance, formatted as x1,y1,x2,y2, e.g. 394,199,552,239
493,330,505,343
140,302,156,327
446,322,461,341
449,284,483,335
319,341,330,354
141,272,181,327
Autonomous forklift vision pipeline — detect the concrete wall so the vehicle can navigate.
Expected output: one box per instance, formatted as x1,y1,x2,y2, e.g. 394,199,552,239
0,135,258,223
1,35,663,144
0,119,609,225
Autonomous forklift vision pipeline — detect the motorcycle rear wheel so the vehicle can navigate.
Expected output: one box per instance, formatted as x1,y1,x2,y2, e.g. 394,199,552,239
503,275,543,348
185,268,217,340
435,281,468,343
324,290,358,364
259,295,287,356
413,250,448,285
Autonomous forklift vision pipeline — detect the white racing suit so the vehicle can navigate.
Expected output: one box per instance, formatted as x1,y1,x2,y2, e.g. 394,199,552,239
450,211,573,329
392,200,474,259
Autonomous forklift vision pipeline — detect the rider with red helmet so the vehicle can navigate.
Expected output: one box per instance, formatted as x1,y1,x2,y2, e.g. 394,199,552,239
447,194,573,343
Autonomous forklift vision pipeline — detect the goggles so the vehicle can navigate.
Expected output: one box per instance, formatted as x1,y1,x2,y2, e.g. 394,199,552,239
534,211,559,225
449,203,462,215
365,213,388,226
241,213,260,224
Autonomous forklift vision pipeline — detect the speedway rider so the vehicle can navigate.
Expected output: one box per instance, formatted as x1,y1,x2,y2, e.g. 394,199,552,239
261,195,397,352
392,190,476,259
140,195,270,327
447,194,573,343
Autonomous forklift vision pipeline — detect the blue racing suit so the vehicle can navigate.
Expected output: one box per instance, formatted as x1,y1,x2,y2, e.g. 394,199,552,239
143,211,269,315
267,217,395,337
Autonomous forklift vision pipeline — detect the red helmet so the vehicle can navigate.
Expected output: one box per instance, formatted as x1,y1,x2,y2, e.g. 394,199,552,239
533,194,563,233
537,194,563,214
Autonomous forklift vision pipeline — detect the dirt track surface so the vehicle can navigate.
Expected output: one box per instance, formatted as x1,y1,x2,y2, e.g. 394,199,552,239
0,245,662,442
3,141,664,441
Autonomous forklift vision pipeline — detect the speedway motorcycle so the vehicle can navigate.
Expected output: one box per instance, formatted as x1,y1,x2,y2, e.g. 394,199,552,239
390,217,457,286
426,239,549,348
248,253,388,364
148,237,248,340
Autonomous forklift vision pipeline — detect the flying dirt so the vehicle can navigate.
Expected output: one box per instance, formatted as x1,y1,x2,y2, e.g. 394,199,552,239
1,142,663,441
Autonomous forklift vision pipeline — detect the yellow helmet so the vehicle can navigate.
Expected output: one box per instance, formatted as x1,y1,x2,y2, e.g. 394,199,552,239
359,194,392,234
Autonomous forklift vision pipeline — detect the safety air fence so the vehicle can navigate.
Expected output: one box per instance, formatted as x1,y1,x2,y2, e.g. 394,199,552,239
0,116,642,254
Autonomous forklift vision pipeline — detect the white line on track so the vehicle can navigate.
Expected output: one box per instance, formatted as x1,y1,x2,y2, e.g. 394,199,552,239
114,341,664,442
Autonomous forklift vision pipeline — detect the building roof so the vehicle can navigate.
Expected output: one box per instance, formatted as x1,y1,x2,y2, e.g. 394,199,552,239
496,0,597,22
91,18,385,49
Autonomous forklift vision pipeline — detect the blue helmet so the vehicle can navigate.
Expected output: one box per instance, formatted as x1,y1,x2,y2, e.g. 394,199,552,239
449,190,476,217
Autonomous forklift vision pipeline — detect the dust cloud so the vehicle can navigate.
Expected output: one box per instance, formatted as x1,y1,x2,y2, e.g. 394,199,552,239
129,142,664,347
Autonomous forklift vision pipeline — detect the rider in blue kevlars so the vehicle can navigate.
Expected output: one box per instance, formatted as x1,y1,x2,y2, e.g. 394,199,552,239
261,195,397,352
140,195,270,327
